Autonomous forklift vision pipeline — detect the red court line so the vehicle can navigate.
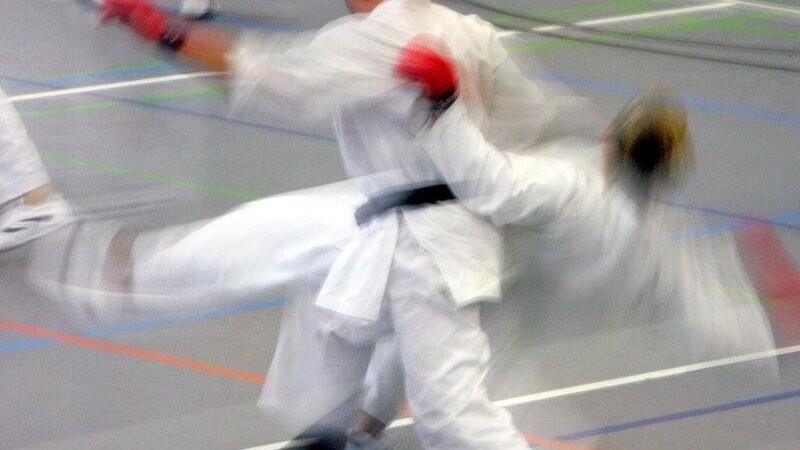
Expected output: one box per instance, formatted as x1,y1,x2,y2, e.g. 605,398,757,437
0,319,266,385
736,225,800,345
524,433,601,450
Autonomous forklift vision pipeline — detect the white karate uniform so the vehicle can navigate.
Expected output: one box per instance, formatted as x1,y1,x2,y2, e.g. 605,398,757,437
230,0,596,321
414,100,776,361
174,1,593,446
0,86,50,204
129,194,526,448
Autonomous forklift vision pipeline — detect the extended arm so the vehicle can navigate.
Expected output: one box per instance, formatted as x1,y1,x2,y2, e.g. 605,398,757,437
99,0,405,126
415,100,579,226
100,0,234,71
394,40,584,226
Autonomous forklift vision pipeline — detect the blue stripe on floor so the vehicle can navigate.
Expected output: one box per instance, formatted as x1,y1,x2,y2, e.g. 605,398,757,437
555,387,800,442
536,73,800,128
0,297,287,355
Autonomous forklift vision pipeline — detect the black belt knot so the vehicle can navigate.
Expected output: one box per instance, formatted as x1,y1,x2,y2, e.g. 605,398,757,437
355,184,456,226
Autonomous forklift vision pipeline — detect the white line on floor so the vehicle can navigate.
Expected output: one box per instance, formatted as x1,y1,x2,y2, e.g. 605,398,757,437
531,2,735,32
242,344,800,449
10,2,740,102
726,0,800,16
7,72,224,103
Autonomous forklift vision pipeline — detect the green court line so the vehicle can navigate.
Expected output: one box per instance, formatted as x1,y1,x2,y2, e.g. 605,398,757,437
717,20,800,43
489,0,664,27
19,86,228,119
41,153,260,202
509,11,769,54
37,60,172,82
138,86,229,103
17,11,792,120
19,101,119,119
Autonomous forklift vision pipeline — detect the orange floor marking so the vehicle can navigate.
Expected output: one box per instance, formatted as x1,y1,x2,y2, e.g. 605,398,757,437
524,432,602,450
0,319,266,385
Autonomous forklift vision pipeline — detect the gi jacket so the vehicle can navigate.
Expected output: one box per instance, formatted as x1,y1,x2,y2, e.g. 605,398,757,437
416,101,776,361
229,0,595,320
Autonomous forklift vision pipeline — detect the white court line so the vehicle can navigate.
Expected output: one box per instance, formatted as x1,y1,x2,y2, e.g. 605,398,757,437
726,0,800,16
531,2,735,32
243,344,800,449
10,2,738,102
7,71,224,103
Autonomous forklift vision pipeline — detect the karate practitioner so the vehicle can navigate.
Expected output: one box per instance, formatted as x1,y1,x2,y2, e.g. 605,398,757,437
90,1,600,448
30,36,775,448
345,56,779,441
30,79,778,448
0,86,72,253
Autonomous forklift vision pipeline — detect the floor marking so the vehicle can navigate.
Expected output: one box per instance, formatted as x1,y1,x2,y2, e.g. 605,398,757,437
239,432,602,450
524,433,602,450
241,345,800,449
37,61,176,84
726,0,800,16
492,345,798,409
36,152,800,239
390,344,800,421
0,299,286,355
7,2,740,102
0,319,266,385
1,74,335,142
554,387,800,441
737,225,800,345
531,2,735,32
7,72,224,103
535,72,800,128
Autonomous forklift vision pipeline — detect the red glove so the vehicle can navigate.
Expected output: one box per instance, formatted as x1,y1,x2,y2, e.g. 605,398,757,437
100,0,170,42
395,38,458,103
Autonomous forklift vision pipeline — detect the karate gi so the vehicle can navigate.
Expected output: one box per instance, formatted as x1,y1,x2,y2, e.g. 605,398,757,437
413,100,775,362
149,1,593,447
0,87,50,204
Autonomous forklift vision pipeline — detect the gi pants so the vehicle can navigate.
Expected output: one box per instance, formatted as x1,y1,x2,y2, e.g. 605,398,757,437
262,218,530,450
0,88,49,203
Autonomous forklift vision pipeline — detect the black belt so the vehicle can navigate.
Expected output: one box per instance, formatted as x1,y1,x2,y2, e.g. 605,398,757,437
355,184,456,226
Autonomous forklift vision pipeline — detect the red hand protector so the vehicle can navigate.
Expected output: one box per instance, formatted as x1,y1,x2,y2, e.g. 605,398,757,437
395,38,458,101
101,0,170,42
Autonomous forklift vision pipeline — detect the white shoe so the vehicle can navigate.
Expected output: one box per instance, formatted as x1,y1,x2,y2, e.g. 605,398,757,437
0,193,73,253
179,0,218,19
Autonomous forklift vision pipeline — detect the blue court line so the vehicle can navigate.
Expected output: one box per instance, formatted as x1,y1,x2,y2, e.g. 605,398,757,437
554,387,800,442
4,71,799,240
0,62,180,94
208,12,308,33
0,74,336,143
39,64,181,87
0,338,59,355
661,199,800,231
3,70,798,241
673,210,800,240
536,73,800,128
0,297,287,355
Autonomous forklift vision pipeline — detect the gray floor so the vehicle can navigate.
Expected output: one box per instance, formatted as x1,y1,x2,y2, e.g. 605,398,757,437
1,0,799,449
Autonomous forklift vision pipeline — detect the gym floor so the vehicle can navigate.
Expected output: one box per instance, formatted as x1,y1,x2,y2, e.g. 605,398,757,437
1,1,799,449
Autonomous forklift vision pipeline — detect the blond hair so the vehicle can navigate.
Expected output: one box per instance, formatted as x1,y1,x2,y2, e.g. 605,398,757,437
608,86,693,192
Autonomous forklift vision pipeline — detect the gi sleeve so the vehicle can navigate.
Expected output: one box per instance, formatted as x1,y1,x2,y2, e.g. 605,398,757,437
228,16,407,130
415,100,581,227
0,87,50,202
